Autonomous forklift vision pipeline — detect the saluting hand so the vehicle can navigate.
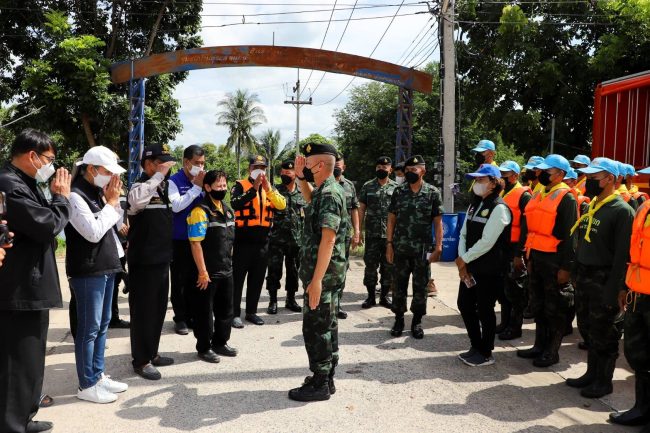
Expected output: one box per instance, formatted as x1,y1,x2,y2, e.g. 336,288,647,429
156,161,176,176
294,155,306,179
306,278,322,310
51,168,71,198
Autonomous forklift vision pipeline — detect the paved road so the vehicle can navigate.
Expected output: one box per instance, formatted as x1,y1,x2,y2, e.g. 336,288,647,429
40,258,637,433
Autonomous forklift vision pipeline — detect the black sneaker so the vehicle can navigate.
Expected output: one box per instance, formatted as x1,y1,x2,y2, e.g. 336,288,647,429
458,347,478,361
462,352,495,367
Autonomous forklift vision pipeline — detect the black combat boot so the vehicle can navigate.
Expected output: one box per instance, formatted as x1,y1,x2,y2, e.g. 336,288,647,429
533,328,563,368
564,305,575,336
581,353,617,398
328,360,337,394
289,373,330,402
495,306,511,334
411,314,424,339
391,314,405,337
517,321,547,359
379,285,392,309
285,291,302,312
361,286,376,309
267,290,278,315
610,372,650,426
498,310,523,341
566,349,596,388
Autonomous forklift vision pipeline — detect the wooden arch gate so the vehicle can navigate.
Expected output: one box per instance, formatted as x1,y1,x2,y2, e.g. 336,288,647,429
109,45,433,184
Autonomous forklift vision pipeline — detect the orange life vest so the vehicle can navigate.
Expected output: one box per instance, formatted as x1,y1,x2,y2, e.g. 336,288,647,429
626,201,650,295
576,177,586,196
503,185,531,244
632,191,650,202
524,186,571,254
569,188,591,216
234,179,274,228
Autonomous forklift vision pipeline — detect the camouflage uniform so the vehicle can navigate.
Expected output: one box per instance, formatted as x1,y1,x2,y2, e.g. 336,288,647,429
266,183,306,296
359,177,397,291
388,181,444,317
336,176,358,304
300,176,348,375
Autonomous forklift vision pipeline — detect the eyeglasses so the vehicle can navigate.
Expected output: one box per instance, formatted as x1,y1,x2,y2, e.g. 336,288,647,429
38,153,56,164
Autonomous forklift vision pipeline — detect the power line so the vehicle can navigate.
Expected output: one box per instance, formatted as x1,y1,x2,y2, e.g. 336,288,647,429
412,39,439,68
395,16,433,65
301,0,339,98
403,31,436,66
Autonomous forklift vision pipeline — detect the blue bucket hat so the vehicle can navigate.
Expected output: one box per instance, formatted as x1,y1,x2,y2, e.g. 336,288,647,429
570,155,591,166
472,139,496,153
523,156,545,170
564,168,578,180
578,157,619,177
465,163,502,180
535,154,571,173
498,160,521,175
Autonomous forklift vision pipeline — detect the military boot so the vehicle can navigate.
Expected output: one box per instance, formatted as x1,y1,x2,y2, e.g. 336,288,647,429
610,372,650,426
361,286,376,309
498,310,523,341
303,364,336,395
289,373,330,402
379,286,392,309
533,328,563,368
391,314,405,337
285,291,302,312
411,314,424,339
495,306,511,334
566,349,596,388
517,321,547,359
267,290,278,315
581,354,617,398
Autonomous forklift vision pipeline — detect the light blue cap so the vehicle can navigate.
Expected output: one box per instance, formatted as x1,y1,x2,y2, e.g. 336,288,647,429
639,166,650,175
564,168,578,180
570,155,591,166
465,163,502,179
523,156,545,170
498,160,521,175
578,157,619,177
535,154,571,173
472,139,496,153
624,164,637,177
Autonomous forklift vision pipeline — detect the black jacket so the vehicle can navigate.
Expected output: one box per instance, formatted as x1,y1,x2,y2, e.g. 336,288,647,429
0,164,71,310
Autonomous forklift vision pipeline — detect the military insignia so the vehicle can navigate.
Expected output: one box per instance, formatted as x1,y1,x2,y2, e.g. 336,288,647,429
481,209,489,217
162,144,170,153
256,155,263,161
289,163,293,168
306,144,312,153
413,158,418,163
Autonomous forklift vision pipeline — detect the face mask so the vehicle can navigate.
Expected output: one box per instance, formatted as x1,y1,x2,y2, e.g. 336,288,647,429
405,171,420,184
395,176,405,184
189,164,202,177
209,189,227,201
280,174,293,185
376,169,389,180
538,171,552,187
524,170,537,181
474,153,486,166
92,168,112,189
585,178,604,197
333,167,342,178
472,182,489,197
303,163,320,183
251,169,265,180
32,154,55,183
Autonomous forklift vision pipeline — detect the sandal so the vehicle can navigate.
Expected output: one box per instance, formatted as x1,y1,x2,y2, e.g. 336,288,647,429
38,394,54,408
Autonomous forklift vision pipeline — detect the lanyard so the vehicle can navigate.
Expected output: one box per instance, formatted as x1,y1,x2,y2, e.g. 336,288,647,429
570,192,619,242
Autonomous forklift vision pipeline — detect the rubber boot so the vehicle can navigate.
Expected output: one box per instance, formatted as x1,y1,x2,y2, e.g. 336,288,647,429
533,328,563,367
411,314,424,339
361,286,376,309
566,349,596,388
391,314,405,337
379,285,392,309
267,290,278,315
517,321,547,359
289,373,330,402
581,353,617,398
498,309,523,341
610,372,650,426
495,305,511,334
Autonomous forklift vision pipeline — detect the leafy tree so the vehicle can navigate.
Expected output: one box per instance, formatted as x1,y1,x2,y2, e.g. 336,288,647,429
258,129,281,184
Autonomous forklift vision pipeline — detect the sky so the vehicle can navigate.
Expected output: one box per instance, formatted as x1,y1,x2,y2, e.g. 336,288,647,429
169,1,439,152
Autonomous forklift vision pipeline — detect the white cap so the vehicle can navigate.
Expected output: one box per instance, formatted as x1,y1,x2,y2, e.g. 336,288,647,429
77,146,126,174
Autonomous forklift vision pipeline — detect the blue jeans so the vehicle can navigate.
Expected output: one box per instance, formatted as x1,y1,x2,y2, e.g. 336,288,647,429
70,274,115,389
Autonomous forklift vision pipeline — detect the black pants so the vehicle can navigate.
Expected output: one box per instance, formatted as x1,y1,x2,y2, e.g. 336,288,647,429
129,263,169,367
0,310,48,433
170,240,196,324
112,255,128,319
188,275,234,352
457,274,500,357
233,241,269,317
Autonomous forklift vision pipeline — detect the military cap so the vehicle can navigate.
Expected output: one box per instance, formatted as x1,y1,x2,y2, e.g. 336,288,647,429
394,162,405,172
302,142,338,158
281,160,295,170
142,143,174,162
404,155,425,167
249,154,268,166
376,156,392,165
335,151,343,162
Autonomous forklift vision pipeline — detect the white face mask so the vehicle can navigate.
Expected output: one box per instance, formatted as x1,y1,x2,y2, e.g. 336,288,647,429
250,169,265,180
472,182,489,197
92,168,112,189
32,155,55,183
189,164,202,177
395,176,405,184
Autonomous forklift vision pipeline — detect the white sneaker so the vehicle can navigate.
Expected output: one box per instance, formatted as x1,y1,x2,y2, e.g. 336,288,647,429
77,383,118,404
98,373,128,393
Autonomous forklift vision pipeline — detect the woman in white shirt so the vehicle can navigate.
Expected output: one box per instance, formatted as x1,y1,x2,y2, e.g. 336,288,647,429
64,146,129,404
455,164,512,367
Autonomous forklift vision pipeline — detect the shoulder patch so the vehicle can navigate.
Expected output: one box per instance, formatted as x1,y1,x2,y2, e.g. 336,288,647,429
481,208,490,217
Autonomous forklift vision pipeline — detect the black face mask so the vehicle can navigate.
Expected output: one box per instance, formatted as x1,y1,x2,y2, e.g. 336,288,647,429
474,153,486,167
405,171,420,184
376,169,389,180
585,178,604,198
209,190,226,201
280,174,293,185
303,165,318,183
524,170,537,181
504,177,516,192
333,167,342,178
538,171,552,186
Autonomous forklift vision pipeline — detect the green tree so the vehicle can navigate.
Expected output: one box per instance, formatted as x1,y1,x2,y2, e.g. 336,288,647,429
258,129,281,184
216,89,267,178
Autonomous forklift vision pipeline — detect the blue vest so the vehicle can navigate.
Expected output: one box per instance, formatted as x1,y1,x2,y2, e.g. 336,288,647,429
170,170,204,240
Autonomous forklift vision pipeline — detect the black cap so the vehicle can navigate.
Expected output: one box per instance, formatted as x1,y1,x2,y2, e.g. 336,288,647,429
376,156,392,166
249,155,268,166
394,162,405,172
142,144,174,162
281,160,295,170
404,155,425,167
335,151,343,162
302,142,338,158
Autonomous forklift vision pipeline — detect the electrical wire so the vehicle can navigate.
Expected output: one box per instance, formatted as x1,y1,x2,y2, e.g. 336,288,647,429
301,0,339,98
395,16,433,65
403,31,437,66
411,39,439,68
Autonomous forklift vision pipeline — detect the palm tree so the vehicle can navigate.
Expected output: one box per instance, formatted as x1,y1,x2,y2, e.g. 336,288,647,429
216,89,267,177
258,129,281,184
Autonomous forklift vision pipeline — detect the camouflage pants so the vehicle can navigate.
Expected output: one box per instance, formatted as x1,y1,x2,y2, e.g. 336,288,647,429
624,292,650,373
575,264,624,357
363,237,393,290
391,253,430,316
503,263,529,315
302,287,339,375
266,241,299,294
334,237,351,306
529,253,574,332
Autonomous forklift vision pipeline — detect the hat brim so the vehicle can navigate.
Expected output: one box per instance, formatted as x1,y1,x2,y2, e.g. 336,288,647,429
465,172,489,180
155,154,175,163
104,163,126,175
578,166,608,174
472,146,489,153
638,167,650,175
534,162,553,170
499,167,520,175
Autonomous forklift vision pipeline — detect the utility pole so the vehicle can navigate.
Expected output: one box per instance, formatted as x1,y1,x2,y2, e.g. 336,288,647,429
284,68,312,153
440,0,456,213
550,117,556,154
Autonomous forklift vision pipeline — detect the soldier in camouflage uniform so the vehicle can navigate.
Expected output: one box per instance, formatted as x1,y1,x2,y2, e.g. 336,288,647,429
359,156,397,309
386,155,444,339
266,160,306,314
288,142,347,402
